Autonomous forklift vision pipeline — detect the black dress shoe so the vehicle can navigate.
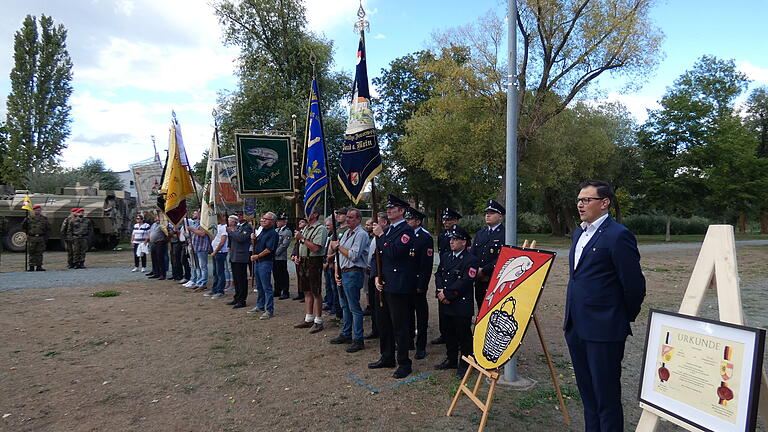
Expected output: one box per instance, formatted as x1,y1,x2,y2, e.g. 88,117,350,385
364,332,379,340
279,295,290,300
456,368,468,379
292,294,304,301
415,350,426,360
226,300,238,305
346,340,364,353
435,359,458,370
393,366,412,379
430,336,445,345
232,303,247,309
148,275,159,279
368,359,396,369
330,335,353,344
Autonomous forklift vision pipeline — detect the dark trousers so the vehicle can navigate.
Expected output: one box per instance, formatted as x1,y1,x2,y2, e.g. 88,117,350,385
150,242,167,277
443,312,473,367
133,243,147,268
170,242,183,279
411,290,429,351
565,329,626,432
181,245,191,280
474,278,490,313
231,261,249,305
378,291,414,367
367,276,378,335
273,259,289,296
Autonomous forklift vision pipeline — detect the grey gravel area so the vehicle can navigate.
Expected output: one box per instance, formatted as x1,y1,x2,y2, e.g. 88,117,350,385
0,267,150,292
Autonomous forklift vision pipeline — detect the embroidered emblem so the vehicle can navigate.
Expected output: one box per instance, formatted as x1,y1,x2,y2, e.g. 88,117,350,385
427,248,433,257
468,267,477,278
401,234,410,244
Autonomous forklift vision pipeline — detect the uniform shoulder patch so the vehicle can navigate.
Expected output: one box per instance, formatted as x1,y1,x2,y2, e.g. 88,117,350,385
427,248,433,257
401,234,410,244
468,267,477,278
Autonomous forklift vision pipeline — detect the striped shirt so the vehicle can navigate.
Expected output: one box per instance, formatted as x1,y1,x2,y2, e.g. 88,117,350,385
189,219,212,252
131,222,150,244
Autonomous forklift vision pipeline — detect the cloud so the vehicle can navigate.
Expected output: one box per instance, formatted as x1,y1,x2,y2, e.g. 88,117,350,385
305,0,378,33
374,33,386,39
600,92,661,123
738,61,768,84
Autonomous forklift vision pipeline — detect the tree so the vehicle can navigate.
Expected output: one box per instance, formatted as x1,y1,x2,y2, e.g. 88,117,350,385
2,15,73,187
25,158,124,193
744,87,768,233
212,0,353,211
639,56,757,237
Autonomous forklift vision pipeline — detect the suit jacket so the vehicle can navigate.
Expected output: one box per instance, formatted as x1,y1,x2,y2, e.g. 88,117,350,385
227,222,254,263
274,225,292,260
371,220,416,294
472,224,505,277
563,216,646,342
435,249,479,317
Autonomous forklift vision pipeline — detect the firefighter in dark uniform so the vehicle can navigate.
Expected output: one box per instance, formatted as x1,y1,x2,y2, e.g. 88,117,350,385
434,225,479,378
471,200,505,312
22,205,50,271
432,208,462,345
369,194,417,379
68,208,93,269
404,207,433,360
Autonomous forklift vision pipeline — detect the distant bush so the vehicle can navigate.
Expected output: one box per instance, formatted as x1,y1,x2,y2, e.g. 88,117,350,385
623,215,712,235
454,212,550,235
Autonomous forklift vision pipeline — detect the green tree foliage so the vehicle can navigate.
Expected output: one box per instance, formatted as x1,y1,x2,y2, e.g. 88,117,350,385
639,56,764,236
25,158,124,193
745,87,768,158
212,0,353,211
2,15,73,187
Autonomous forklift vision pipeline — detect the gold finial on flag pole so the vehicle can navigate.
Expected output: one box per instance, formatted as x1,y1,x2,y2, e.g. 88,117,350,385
354,1,369,33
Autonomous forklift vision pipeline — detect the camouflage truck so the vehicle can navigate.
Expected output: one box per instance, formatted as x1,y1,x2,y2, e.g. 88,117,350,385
0,184,137,252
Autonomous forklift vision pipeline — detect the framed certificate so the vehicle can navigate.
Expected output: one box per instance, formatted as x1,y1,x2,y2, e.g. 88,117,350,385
638,309,765,432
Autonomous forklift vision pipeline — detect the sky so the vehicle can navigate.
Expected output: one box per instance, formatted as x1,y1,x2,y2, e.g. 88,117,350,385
1,0,767,173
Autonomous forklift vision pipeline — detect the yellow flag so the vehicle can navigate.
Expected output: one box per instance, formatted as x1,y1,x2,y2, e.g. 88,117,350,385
21,194,33,211
162,121,195,225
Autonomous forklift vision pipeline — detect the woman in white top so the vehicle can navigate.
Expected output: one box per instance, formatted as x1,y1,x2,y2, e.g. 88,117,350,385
130,214,150,271
206,214,229,298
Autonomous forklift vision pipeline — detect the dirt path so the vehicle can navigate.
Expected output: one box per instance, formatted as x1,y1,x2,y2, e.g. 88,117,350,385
1,246,766,431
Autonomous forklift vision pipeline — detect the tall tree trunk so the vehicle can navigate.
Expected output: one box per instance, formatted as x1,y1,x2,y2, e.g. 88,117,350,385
738,212,747,234
665,215,671,242
760,208,767,234
543,188,563,236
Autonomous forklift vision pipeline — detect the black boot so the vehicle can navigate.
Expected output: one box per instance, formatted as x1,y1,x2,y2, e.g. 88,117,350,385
28,266,35,272
36,266,46,271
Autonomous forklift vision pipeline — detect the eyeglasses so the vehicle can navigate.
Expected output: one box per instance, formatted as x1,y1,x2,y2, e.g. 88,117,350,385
576,197,605,205
260,218,274,221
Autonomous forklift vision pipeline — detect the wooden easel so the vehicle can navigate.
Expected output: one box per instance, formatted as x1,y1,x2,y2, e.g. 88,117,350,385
446,240,571,432
635,225,768,431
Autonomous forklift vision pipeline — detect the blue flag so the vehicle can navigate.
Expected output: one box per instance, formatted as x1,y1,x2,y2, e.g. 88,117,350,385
338,31,382,204
302,78,328,217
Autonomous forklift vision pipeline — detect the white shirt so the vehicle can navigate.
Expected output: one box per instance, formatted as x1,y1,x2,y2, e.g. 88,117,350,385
573,213,609,269
211,224,228,253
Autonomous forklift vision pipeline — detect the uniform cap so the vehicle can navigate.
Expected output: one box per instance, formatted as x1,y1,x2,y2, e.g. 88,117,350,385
70,208,78,213
447,225,471,242
33,204,41,209
277,213,288,220
442,208,462,220
484,199,505,215
235,210,244,215
385,194,409,209
404,207,426,221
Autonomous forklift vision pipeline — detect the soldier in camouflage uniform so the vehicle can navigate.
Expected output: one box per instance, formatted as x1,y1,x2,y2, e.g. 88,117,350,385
67,208,93,269
22,205,50,271
61,208,77,268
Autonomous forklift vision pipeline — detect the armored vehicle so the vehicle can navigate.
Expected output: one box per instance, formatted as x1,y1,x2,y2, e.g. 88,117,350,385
0,184,137,252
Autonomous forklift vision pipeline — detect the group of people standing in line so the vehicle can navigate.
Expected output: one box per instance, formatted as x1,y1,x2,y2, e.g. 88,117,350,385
21,206,93,271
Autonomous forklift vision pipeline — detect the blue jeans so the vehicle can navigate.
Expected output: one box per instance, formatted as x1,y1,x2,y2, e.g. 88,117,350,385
212,252,228,294
323,267,336,313
339,270,365,340
193,251,209,286
255,260,274,313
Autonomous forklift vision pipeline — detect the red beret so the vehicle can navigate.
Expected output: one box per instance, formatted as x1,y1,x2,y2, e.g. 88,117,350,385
70,208,78,212
33,205,41,209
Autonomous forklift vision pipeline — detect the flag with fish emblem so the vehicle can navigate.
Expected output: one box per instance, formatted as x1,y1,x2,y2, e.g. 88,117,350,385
301,78,328,217
473,246,556,370
337,30,382,204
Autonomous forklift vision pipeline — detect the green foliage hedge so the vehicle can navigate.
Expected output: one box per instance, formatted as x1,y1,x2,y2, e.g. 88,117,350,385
622,215,711,235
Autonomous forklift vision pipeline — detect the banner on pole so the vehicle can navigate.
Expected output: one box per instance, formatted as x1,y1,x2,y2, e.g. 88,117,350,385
235,134,294,197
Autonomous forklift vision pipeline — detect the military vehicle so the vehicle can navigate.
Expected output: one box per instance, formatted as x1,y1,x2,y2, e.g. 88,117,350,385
0,184,137,252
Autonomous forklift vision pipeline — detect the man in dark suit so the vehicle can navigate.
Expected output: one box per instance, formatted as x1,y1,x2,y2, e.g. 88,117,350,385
369,194,417,379
471,200,505,312
432,208,462,346
227,215,254,309
434,225,478,378
564,180,646,432
405,207,434,360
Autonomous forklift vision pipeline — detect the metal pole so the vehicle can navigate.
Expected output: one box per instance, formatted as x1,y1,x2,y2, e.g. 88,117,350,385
503,0,521,384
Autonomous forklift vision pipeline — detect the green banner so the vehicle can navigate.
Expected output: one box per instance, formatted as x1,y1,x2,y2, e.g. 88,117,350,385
235,134,294,196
